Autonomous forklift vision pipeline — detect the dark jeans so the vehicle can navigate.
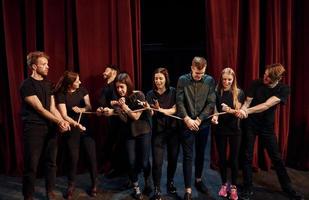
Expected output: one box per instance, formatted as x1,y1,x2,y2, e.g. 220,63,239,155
22,124,57,198
215,134,241,185
80,134,98,187
126,133,151,183
181,126,210,188
64,127,97,186
152,129,180,187
243,124,292,191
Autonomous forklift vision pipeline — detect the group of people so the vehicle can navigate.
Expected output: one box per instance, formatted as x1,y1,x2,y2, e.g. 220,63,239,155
20,51,303,200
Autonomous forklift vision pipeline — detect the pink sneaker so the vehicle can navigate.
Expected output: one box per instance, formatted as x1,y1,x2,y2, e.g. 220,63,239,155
218,183,228,197
229,185,238,200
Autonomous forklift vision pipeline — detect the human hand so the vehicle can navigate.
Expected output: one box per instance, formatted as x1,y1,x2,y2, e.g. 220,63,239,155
72,106,84,113
211,115,219,124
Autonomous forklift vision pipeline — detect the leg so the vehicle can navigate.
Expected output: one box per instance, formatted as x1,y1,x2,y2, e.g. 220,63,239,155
181,129,195,189
194,126,210,179
215,134,228,184
229,134,241,186
152,132,165,187
22,125,47,198
166,129,180,183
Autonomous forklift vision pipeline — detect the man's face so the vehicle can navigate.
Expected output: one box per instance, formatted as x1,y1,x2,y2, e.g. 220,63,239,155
103,67,113,80
191,65,205,81
263,69,275,86
34,57,49,77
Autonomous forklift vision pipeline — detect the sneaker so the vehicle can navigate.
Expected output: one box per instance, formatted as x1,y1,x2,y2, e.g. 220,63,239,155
167,181,177,194
133,186,143,200
229,185,238,200
152,187,162,200
184,192,192,200
218,183,228,197
194,180,208,194
283,188,304,200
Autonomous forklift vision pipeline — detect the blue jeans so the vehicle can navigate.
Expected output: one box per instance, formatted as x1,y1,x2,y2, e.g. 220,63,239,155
181,126,210,188
126,133,151,183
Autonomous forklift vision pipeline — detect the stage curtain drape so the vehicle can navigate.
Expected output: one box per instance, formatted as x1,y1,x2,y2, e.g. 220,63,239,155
205,0,309,170
0,0,141,175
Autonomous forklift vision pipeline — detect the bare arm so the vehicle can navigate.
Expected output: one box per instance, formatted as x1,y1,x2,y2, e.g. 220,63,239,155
25,95,62,124
246,96,281,114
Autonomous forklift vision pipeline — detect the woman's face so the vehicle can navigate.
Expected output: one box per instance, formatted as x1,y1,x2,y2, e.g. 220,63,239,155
222,73,234,90
154,72,166,90
116,82,127,97
71,76,81,90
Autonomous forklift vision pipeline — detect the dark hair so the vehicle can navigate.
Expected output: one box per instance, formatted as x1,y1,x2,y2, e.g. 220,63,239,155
54,71,79,94
192,56,207,70
105,64,120,74
152,67,170,90
27,51,49,67
115,73,134,96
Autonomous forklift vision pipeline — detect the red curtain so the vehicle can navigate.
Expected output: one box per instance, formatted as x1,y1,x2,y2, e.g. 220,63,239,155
205,0,309,170
0,0,141,175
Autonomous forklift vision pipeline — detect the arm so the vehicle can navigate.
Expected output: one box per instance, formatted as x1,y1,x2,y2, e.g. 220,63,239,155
25,95,63,124
176,77,189,119
159,104,176,115
57,103,86,131
246,96,280,114
198,78,216,121
72,94,92,113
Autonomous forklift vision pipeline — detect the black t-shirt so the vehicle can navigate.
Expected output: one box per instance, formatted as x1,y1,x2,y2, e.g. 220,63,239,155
247,79,290,131
146,87,178,133
124,91,152,137
20,77,53,125
98,81,116,107
215,89,245,135
55,86,88,121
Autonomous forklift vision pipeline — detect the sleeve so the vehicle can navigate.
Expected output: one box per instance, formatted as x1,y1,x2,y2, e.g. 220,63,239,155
276,84,290,104
246,80,259,98
80,86,89,97
20,80,36,99
176,76,188,118
55,92,66,104
198,76,216,121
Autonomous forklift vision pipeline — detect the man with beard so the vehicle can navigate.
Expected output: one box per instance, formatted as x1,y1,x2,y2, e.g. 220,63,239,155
20,51,70,200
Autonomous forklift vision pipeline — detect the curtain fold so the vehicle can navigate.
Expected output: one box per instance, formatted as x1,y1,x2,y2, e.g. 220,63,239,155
0,0,141,175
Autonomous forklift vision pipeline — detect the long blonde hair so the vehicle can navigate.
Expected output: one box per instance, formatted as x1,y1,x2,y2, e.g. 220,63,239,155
217,68,241,109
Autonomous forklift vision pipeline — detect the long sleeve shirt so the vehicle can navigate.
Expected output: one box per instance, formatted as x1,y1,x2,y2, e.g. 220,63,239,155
176,73,216,128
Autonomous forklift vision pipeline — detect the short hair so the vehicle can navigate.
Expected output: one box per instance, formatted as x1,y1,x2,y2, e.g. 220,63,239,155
27,51,49,67
115,73,134,96
192,56,207,70
266,63,286,82
105,64,120,74
152,67,170,90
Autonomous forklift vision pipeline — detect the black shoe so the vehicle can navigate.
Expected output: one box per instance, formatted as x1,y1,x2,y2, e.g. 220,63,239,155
143,177,153,195
46,191,57,200
167,181,177,194
152,187,162,200
284,189,304,200
184,192,192,200
194,180,208,194
240,187,253,200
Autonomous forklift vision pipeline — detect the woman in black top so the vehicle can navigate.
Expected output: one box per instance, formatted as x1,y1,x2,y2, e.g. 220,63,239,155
54,71,98,199
104,73,152,200
211,68,245,200
145,68,180,200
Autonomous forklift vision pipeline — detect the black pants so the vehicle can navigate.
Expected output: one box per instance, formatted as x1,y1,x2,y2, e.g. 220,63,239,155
242,124,292,191
22,124,57,198
215,134,241,185
64,127,97,187
126,133,151,183
181,126,210,188
152,129,180,187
